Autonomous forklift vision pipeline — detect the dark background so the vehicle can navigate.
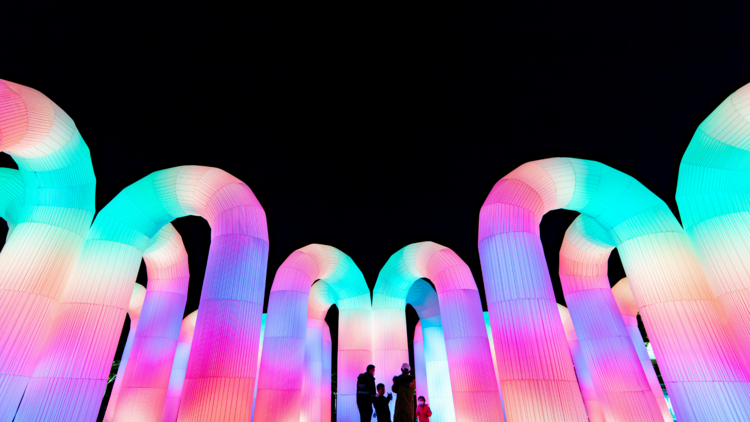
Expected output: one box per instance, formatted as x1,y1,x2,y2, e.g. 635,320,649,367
2,1,750,419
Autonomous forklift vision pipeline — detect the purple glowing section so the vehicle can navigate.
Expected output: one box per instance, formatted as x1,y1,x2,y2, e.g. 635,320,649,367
478,157,750,422
104,284,147,422
16,166,268,422
557,304,604,422
161,310,198,422
112,224,190,421
374,242,501,422
0,79,96,421
611,278,674,421
559,215,666,421
255,244,371,422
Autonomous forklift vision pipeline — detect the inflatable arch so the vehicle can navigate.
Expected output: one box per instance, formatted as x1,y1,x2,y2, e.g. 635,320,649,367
677,81,750,375
559,215,670,422
105,283,147,422
111,223,191,421
611,278,673,420
557,304,604,422
255,244,371,422
17,166,269,422
479,157,750,422
373,241,502,422
162,310,198,422
0,80,97,420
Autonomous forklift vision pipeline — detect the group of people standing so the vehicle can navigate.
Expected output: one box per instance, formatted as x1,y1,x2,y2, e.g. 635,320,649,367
356,363,433,422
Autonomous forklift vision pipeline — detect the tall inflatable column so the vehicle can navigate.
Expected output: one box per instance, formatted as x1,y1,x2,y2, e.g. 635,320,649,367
413,321,428,405
611,278,673,421
18,166,268,422
479,158,750,422
0,80,96,420
254,245,371,422
322,324,332,422
161,311,198,422
559,216,665,421
113,224,190,421
557,304,605,422
104,284,147,422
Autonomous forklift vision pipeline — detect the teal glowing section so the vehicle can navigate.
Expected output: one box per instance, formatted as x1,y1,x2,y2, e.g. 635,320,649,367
677,82,750,378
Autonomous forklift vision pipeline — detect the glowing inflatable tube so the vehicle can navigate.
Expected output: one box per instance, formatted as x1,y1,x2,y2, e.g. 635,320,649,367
104,284,147,422
0,79,96,420
0,168,24,238
251,313,265,421
559,215,665,421
300,315,324,422
374,242,502,422
676,82,750,375
405,279,455,422
557,304,605,422
18,166,268,422
479,157,750,422
255,244,371,422
482,312,506,421
413,321,428,404
611,278,673,421
321,324,332,422
112,224,190,421
161,310,197,422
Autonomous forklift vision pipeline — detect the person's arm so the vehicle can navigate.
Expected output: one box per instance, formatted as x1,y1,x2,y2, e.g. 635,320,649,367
426,405,432,417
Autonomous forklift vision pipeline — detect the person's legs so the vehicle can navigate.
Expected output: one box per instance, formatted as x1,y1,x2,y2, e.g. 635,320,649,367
358,403,371,422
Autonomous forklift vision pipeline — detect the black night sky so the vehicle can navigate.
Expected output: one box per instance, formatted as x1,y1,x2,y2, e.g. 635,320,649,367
2,2,750,419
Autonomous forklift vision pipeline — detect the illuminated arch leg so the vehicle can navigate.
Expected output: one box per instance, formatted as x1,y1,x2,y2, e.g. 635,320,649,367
558,304,605,422
160,311,198,422
112,224,190,421
414,321,428,404
612,278,674,421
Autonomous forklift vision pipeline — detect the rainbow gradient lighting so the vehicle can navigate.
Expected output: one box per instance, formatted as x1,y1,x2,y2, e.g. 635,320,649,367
478,157,750,422
373,242,502,422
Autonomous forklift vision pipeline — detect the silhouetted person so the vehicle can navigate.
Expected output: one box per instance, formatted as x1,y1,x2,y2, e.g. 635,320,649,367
373,383,393,421
391,363,415,422
416,396,432,422
357,364,377,422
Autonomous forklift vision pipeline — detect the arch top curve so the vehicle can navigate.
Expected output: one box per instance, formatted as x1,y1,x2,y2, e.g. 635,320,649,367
479,158,683,246
271,243,369,310
374,241,478,304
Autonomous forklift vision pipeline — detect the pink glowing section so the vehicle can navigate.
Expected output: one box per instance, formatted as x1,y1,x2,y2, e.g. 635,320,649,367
611,278,673,421
255,244,371,422
479,157,750,422
251,313,265,421
112,224,190,422
104,284,147,422
557,304,604,422
374,242,502,422
0,79,96,420
559,216,665,422
414,321,428,404
300,318,325,422
322,324,332,422
161,310,198,422
17,166,268,422
677,81,750,376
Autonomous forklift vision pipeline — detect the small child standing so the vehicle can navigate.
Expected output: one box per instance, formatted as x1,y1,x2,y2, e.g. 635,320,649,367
416,396,432,422
372,383,392,421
